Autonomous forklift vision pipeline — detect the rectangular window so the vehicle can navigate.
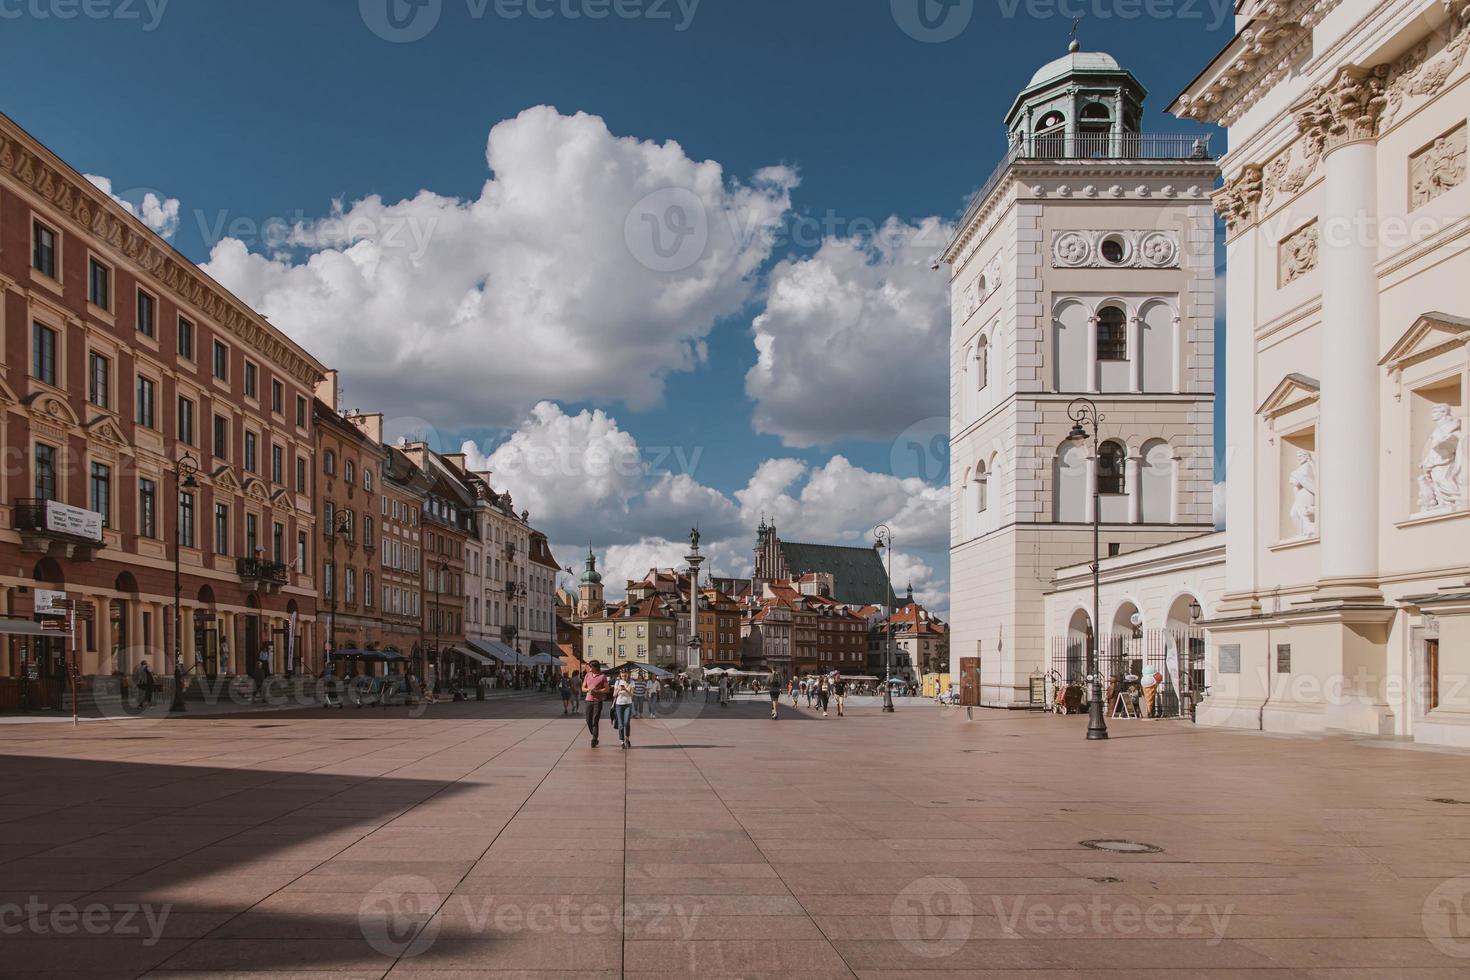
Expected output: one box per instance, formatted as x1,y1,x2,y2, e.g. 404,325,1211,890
136,376,156,430
271,444,284,484
88,258,110,309
34,444,57,501
246,513,259,556
297,530,308,572
177,317,195,360
32,322,57,385
212,340,228,381
89,462,111,528
295,456,306,492
139,478,157,539
214,503,230,555
178,396,195,445
180,491,196,548
244,430,258,472
244,361,258,398
33,220,58,278
271,379,283,414
296,395,307,428
213,415,228,460
88,352,110,409
273,521,285,564
136,290,156,338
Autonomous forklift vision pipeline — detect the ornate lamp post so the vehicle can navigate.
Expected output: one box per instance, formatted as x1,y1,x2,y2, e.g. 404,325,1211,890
1067,397,1110,741
873,524,896,714
326,511,351,665
170,453,200,714
432,558,449,690
686,527,704,671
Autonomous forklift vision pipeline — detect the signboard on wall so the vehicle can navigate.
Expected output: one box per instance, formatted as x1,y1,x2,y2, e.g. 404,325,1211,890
44,501,104,542
34,589,68,618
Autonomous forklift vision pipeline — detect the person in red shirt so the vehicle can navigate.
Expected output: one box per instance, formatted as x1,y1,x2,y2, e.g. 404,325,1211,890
581,661,609,748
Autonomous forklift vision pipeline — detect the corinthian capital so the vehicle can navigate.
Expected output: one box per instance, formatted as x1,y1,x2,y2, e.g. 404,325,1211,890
1212,164,1264,236
1294,64,1392,153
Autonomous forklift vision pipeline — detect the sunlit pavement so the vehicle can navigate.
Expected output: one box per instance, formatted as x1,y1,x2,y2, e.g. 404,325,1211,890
2,694,1470,978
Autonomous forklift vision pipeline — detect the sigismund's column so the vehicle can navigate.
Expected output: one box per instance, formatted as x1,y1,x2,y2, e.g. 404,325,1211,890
1297,65,1390,601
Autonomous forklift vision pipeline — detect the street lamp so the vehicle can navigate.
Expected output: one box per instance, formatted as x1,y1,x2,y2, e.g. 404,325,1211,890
171,453,200,714
432,558,449,691
873,524,896,714
326,510,351,667
1067,397,1110,742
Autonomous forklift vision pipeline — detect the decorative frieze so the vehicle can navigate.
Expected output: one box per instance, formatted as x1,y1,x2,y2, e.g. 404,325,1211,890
1410,122,1467,209
1383,3,1470,129
1213,164,1263,237
1051,230,1179,269
1278,220,1318,286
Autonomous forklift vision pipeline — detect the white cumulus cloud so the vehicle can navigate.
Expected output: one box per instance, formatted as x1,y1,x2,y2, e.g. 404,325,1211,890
745,216,953,448
205,106,796,428
86,174,181,240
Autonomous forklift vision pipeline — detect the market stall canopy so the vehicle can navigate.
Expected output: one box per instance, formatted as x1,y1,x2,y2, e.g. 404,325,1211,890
467,638,524,666
453,646,496,667
0,618,56,636
606,662,674,678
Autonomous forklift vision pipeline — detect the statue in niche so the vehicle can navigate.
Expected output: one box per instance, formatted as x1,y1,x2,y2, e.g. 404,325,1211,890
1417,403,1466,514
1288,450,1318,538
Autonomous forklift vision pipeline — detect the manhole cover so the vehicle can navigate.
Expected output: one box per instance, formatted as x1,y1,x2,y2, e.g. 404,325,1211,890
1430,798,1470,805
1080,839,1163,854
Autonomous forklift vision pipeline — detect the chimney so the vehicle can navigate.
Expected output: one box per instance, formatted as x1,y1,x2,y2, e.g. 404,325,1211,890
348,412,385,446
314,369,340,412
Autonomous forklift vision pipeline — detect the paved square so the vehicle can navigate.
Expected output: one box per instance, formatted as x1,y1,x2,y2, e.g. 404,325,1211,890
3,694,1470,978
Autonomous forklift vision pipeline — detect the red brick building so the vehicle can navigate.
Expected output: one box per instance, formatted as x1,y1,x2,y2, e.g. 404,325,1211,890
0,111,325,706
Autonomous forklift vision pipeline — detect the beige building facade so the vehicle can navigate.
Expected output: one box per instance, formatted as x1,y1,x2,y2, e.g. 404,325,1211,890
945,45,1220,704
1174,0,1470,745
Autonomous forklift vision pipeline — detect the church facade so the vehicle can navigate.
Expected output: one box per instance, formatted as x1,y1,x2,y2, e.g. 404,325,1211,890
945,44,1220,705
1174,0,1470,744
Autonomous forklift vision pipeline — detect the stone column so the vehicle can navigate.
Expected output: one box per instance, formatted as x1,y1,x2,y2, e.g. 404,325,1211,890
1300,65,1389,598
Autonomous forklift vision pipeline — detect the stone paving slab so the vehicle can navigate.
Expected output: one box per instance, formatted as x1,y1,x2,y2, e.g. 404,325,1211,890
1,696,1469,978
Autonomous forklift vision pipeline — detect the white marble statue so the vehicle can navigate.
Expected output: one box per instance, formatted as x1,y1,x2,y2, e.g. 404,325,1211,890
1417,403,1466,514
1288,450,1318,538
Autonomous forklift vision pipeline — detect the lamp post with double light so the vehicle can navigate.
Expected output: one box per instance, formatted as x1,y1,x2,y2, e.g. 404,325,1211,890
171,453,200,714
326,510,351,665
1066,397,1110,741
873,524,896,714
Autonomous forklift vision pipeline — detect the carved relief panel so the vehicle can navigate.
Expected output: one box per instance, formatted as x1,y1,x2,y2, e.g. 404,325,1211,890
1051,230,1179,269
1410,122,1467,210
1278,220,1318,287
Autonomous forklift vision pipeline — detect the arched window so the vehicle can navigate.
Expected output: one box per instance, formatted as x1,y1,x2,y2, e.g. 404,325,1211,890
976,462,989,513
345,460,356,485
364,467,374,492
1098,441,1127,495
1097,307,1128,361
975,335,989,392
1079,102,1112,157
1034,110,1066,158
323,450,336,475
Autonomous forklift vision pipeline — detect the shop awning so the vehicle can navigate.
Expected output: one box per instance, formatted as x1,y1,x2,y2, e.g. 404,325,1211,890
329,649,405,662
467,638,524,666
451,646,496,667
0,619,58,636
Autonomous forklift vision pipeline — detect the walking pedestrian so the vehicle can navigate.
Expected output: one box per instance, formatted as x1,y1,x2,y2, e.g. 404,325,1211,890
719,674,731,708
254,643,272,703
558,673,574,715
134,659,154,710
612,673,635,748
769,672,783,720
805,678,816,708
632,671,649,719
582,661,609,747
424,662,438,705
648,676,661,719
790,678,798,707
834,675,847,717
818,674,831,717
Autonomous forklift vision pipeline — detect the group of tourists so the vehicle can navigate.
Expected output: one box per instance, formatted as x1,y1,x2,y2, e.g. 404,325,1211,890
785,674,846,718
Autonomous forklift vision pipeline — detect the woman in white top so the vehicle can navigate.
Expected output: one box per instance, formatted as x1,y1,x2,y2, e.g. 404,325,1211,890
612,675,636,748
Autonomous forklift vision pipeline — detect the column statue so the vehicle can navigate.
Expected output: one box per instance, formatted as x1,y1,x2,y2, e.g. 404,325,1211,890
1417,404,1466,514
1288,450,1318,538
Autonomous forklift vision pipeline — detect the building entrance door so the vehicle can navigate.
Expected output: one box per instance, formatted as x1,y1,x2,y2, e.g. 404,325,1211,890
959,657,980,707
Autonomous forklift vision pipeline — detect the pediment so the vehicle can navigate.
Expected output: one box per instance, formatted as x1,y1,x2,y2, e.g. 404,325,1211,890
24,392,80,428
242,478,270,502
210,466,242,492
85,415,130,448
0,374,19,404
1257,373,1320,420
1380,311,1470,372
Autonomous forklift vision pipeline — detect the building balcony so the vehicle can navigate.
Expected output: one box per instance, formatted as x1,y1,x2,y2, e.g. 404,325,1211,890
237,557,290,592
13,499,106,560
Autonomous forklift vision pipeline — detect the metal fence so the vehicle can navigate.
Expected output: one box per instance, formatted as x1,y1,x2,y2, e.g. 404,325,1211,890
1048,628,1206,719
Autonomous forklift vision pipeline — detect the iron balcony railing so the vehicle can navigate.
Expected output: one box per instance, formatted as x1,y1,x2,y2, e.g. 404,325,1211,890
958,133,1215,235
237,557,290,585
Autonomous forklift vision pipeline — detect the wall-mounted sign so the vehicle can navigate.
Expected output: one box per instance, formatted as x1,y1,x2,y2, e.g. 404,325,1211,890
34,589,68,618
1218,644,1242,675
44,501,104,542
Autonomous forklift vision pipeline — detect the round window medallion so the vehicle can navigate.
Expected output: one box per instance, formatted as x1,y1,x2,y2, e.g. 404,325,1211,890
1080,839,1163,854
1099,236,1127,264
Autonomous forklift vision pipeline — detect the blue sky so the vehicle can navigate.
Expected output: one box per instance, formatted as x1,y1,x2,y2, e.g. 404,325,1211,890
5,0,1230,607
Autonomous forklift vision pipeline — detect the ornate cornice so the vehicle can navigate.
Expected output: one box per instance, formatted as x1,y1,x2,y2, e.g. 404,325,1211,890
0,115,326,390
